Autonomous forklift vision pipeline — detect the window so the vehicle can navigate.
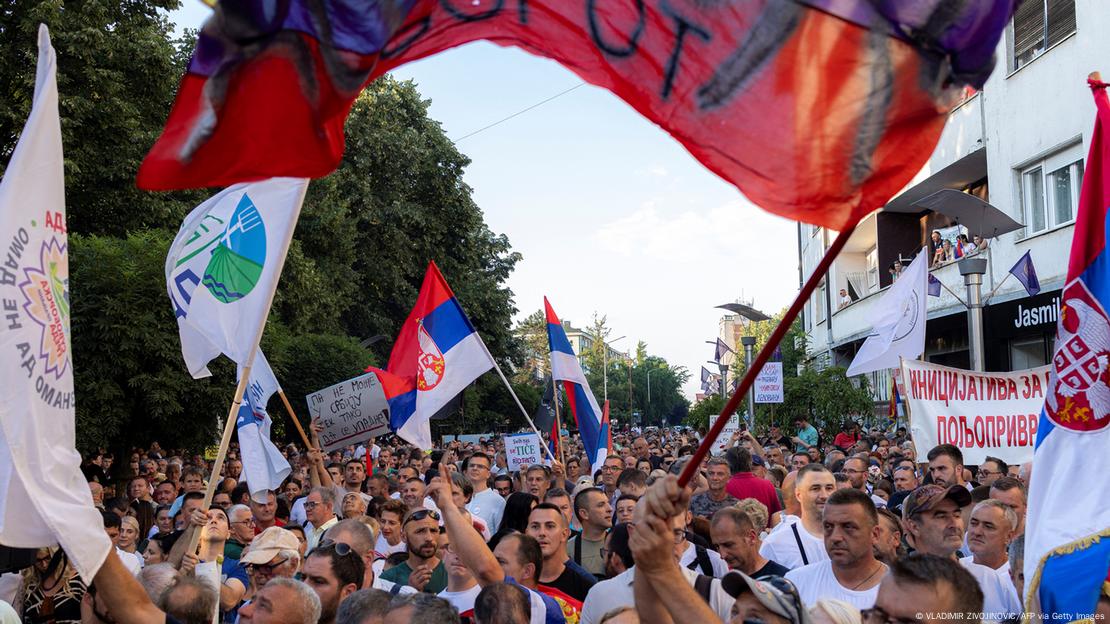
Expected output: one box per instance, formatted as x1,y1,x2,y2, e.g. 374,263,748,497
1020,146,1082,235
1010,336,1048,369
1011,0,1076,71
865,247,879,292
815,281,826,324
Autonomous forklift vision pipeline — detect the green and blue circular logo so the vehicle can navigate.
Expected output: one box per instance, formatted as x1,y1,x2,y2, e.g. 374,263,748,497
202,193,266,303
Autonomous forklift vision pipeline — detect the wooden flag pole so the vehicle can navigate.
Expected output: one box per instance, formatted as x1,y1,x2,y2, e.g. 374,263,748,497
679,220,859,488
552,374,566,467
278,389,314,450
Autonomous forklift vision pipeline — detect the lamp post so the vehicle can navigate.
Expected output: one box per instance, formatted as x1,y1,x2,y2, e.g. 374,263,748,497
741,336,756,426
646,369,652,424
604,335,626,403
959,257,988,371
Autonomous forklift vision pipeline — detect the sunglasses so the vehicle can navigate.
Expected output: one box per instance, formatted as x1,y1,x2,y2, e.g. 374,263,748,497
309,539,358,560
247,557,289,575
403,509,441,526
755,575,804,621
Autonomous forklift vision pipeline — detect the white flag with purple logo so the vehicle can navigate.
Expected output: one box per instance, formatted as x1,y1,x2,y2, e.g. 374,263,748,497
236,350,291,503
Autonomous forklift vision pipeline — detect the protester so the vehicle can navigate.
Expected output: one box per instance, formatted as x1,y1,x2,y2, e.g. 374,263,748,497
868,554,983,623
301,540,364,624
709,506,788,577
988,478,1027,537
305,488,340,551
760,464,833,569
379,509,447,593
901,485,972,559
566,488,612,578
960,501,1021,620
527,502,597,601
927,445,967,490
464,452,506,532
690,457,739,520
785,489,885,609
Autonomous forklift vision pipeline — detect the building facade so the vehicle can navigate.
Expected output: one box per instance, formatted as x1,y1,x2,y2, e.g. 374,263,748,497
798,0,1096,405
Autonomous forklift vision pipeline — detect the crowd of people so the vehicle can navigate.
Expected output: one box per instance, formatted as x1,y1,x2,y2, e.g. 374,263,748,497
0,414,1095,624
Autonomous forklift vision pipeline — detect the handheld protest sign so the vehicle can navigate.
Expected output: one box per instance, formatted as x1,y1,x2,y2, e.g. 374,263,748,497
306,372,392,452
680,223,857,487
505,433,545,472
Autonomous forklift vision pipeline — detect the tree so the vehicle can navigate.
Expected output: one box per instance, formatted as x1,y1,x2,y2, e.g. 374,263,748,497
775,367,873,432
0,0,208,236
511,309,548,385
685,394,738,431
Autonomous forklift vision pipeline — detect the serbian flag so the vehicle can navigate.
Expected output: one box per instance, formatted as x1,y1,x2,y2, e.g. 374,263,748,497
545,298,605,473
139,1,1015,231
377,262,494,449
1025,77,1110,619
600,401,612,458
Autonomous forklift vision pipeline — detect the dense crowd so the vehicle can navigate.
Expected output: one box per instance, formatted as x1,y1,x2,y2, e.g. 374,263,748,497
1,415,1092,624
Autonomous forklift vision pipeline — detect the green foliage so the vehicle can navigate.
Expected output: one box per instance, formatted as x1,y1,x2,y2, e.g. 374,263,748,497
511,309,547,385
685,394,737,431
70,232,233,452
775,367,873,431
0,0,208,235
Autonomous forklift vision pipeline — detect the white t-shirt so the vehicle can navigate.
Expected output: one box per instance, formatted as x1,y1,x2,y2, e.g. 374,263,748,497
759,518,828,570
376,534,407,557
960,557,1021,621
289,497,306,526
680,542,730,578
117,548,143,575
467,487,506,533
578,566,734,624
438,584,482,617
785,560,879,610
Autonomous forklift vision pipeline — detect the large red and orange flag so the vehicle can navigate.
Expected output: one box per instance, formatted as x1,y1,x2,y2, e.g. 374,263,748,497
138,1,1016,229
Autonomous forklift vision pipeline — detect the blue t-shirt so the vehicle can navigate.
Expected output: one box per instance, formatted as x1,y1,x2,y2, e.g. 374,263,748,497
221,558,248,623
797,425,818,450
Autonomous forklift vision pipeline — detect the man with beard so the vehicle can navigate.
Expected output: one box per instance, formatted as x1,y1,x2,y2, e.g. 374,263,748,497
379,509,447,593
927,444,967,489
300,541,363,624
759,464,834,569
785,488,885,609
710,507,788,578
873,508,904,566
901,484,972,559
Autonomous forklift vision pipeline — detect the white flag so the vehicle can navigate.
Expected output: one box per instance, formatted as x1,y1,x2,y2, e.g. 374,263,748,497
0,25,112,583
846,248,928,376
236,351,291,503
166,178,308,378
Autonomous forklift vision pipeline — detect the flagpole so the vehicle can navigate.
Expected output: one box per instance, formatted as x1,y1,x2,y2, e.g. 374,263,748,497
679,220,858,488
552,374,566,466
936,277,969,307
183,180,308,558
474,338,559,464
278,389,314,450
982,272,1012,304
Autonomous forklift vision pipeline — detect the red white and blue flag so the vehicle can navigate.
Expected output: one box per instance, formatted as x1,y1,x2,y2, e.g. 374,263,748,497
1025,77,1110,619
374,262,493,449
545,298,605,473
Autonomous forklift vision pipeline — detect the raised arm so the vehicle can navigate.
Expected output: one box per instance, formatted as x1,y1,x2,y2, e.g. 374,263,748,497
89,549,166,624
428,467,504,586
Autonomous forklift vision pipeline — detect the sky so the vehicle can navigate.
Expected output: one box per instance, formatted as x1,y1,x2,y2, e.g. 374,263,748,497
169,4,800,400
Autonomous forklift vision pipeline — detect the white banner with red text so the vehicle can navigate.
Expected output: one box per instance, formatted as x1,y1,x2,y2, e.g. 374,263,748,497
900,359,1050,465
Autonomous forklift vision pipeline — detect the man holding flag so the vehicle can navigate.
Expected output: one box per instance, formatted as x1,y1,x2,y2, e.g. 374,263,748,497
1025,75,1110,619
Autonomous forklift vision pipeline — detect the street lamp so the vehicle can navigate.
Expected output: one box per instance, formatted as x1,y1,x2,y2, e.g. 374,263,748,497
604,335,626,403
741,336,756,426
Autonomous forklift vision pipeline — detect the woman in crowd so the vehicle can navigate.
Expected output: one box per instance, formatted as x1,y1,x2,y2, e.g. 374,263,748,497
488,491,538,549
142,531,181,566
20,549,86,624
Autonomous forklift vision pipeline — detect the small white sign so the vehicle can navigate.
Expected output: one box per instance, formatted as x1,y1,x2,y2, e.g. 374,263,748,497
306,373,392,453
505,433,545,471
709,413,741,455
755,362,784,403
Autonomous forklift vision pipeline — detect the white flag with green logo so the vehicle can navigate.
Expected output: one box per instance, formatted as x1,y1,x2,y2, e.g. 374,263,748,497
0,25,112,583
167,178,308,378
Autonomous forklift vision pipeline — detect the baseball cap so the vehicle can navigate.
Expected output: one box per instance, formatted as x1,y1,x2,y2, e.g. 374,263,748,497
751,455,766,467
240,527,300,565
901,484,973,520
721,572,811,624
